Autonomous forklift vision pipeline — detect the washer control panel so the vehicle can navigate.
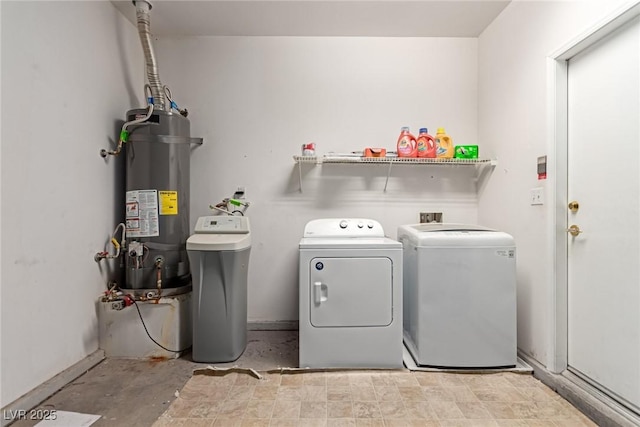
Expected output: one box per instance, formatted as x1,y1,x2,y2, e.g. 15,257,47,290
303,218,384,238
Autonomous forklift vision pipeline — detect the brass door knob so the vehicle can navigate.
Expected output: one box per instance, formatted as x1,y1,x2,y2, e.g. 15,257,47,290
567,224,582,237
568,201,579,212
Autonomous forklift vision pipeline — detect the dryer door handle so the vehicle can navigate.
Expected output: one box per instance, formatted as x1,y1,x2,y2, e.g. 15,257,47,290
314,282,327,304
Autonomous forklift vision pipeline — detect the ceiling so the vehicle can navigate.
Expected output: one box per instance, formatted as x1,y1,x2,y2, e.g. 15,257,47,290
111,1,511,37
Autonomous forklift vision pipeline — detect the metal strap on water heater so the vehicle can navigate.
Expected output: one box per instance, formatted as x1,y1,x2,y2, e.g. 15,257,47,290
128,134,204,145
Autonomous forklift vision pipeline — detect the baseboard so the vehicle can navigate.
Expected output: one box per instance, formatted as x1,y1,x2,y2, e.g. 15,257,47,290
518,351,640,427
248,321,298,331
1,350,105,427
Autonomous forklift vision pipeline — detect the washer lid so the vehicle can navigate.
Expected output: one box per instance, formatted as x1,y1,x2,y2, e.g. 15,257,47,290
299,237,401,250
397,223,514,247
303,218,385,238
401,223,494,233
187,233,251,251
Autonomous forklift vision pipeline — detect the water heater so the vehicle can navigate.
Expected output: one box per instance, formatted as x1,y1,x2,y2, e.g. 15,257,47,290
124,109,201,291
96,0,203,294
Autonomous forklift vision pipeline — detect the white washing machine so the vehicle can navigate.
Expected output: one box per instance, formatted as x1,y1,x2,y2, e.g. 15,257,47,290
398,223,517,369
299,218,403,368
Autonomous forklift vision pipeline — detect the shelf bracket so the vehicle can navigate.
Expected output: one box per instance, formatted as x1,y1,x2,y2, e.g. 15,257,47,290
383,161,393,192
475,159,498,191
297,161,303,193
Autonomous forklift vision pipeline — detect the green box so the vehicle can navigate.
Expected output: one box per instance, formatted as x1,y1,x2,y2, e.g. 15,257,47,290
454,145,478,159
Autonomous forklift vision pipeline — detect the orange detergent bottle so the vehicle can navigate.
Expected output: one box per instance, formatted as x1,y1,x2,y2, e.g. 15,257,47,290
416,128,436,158
435,127,454,158
397,127,417,158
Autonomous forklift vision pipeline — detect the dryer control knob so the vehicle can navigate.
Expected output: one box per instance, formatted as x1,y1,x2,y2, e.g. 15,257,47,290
339,220,348,229
367,222,374,229
357,223,364,228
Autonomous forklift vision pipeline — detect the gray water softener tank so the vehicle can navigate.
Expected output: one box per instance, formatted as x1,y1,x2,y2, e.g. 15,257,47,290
186,216,251,362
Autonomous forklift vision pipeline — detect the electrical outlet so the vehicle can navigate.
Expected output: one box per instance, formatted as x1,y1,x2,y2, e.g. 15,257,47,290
234,187,245,199
530,187,544,205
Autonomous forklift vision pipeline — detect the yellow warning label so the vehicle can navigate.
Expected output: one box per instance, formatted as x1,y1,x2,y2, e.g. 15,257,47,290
159,191,178,215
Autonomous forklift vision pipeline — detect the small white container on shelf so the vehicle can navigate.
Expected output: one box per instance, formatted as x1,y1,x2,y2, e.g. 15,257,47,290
302,142,316,156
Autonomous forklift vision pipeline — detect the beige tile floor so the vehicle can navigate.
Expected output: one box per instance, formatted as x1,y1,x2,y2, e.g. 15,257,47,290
152,370,596,427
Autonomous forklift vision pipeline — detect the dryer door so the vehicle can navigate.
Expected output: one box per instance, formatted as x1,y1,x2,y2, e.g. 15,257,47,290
309,257,392,327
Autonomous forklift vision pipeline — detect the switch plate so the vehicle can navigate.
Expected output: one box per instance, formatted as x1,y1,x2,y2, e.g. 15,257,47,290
530,187,544,205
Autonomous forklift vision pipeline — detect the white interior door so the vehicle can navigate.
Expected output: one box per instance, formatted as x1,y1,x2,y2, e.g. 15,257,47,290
567,16,640,412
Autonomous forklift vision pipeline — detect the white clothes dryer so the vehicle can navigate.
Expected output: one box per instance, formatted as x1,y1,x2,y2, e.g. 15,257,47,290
299,218,403,368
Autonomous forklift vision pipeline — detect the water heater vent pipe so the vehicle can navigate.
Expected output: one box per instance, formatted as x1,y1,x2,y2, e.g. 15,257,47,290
134,0,166,111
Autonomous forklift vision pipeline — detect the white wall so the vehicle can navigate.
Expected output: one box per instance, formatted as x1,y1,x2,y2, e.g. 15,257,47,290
0,1,142,406
155,36,479,322
477,0,633,367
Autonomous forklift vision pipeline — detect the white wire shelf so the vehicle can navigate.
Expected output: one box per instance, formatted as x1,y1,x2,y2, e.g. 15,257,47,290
292,155,497,192
293,155,496,165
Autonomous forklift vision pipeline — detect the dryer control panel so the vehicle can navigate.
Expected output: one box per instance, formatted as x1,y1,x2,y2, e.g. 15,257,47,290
303,218,384,238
